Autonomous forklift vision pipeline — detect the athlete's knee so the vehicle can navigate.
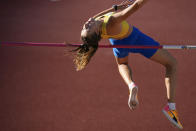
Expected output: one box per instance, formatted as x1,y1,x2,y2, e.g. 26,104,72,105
115,56,129,65
165,57,177,72
118,63,129,70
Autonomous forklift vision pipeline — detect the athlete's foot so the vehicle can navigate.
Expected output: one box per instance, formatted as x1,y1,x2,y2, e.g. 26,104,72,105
128,86,139,110
162,105,183,129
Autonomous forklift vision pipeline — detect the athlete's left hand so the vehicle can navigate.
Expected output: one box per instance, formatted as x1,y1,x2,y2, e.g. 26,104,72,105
118,0,135,9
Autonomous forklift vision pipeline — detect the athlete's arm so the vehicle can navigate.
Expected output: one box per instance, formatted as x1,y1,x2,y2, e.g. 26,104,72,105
92,0,134,19
92,7,115,19
111,0,148,24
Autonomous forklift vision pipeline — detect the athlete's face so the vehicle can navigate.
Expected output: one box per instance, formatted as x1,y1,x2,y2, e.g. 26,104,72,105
81,18,100,38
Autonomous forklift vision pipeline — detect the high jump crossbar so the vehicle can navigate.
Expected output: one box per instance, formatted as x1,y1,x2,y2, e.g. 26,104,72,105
1,42,196,49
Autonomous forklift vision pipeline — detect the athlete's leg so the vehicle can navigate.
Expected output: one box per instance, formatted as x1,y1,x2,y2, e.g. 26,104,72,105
115,56,139,110
150,49,183,129
115,56,133,85
150,49,177,103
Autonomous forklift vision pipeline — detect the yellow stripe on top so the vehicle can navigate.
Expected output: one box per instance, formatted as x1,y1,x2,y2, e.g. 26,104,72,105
96,12,129,39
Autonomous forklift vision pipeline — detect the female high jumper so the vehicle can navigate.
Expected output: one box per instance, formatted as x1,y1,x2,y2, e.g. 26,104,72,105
72,0,183,129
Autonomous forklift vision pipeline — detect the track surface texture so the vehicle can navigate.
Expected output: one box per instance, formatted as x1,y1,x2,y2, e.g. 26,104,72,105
1,0,196,130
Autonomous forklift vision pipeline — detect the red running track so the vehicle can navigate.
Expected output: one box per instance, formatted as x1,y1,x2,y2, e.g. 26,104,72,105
1,0,196,130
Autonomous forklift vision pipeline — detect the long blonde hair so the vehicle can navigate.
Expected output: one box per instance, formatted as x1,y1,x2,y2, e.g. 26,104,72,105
72,32,101,71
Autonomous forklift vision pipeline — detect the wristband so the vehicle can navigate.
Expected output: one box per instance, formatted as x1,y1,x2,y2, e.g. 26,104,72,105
112,5,118,11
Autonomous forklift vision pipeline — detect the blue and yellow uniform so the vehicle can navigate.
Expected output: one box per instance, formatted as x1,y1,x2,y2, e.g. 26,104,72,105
99,12,160,58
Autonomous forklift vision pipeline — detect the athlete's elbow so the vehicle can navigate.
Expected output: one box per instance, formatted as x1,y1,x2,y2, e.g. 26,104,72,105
132,0,147,11
131,0,146,11
136,0,147,6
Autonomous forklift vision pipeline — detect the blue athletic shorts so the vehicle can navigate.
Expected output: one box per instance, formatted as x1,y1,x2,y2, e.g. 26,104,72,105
109,26,160,58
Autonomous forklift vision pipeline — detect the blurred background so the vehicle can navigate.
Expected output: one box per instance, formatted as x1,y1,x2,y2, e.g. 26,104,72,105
0,0,196,130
